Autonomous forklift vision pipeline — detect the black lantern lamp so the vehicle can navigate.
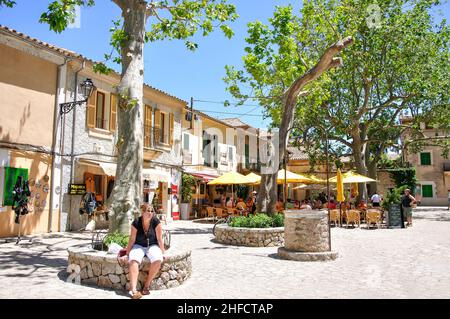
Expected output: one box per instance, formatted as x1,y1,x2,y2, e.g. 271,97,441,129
60,78,95,115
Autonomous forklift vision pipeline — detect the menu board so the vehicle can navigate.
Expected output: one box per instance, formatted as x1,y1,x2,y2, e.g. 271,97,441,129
387,204,404,229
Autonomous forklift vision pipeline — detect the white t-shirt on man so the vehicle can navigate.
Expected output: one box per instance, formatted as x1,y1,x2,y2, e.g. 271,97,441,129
371,193,382,203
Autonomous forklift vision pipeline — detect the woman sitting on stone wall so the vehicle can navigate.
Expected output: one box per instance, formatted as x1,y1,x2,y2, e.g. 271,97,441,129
122,203,165,299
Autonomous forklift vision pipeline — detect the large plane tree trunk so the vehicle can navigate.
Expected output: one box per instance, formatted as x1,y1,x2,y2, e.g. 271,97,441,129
256,37,353,215
107,0,147,234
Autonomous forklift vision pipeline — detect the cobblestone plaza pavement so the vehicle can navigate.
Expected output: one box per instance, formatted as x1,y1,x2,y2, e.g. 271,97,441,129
0,207,449,299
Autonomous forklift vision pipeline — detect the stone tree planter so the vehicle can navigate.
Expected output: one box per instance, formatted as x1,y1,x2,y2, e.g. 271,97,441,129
214,224,284,247
67,245,192,291
277,209,338,261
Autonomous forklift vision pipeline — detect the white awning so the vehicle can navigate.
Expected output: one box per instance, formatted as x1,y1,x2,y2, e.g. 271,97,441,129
98,162,117,176
78,159,117,176
79,159,169,182
142,168,169,183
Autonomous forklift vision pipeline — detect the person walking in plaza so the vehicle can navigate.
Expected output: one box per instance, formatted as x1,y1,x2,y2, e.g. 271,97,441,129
401,188,416,227
448,190,450,211
122,203,165,299
371,191,382,207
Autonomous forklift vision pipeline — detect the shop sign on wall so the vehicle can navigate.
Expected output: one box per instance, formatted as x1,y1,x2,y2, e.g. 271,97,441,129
68,184,86,195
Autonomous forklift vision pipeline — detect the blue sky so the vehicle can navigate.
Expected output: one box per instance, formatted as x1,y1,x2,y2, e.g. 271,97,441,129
0,1,448,129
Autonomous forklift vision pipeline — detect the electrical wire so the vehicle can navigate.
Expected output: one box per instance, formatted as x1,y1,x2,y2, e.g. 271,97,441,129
194,109,264,117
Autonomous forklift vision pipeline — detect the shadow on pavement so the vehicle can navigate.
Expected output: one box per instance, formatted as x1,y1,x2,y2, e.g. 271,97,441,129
414,216,450,222
267,253,284,260
0,249,68,277
169,227,212,235
0,235,90,279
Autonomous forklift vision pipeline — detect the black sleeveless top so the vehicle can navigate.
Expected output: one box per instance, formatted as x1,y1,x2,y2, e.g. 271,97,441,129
131,216,160,247
401,195,413,207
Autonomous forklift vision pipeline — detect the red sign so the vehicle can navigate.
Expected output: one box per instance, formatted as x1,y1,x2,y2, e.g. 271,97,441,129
171,185,178,194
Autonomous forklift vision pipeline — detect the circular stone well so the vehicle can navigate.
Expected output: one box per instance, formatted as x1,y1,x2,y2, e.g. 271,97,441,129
67,245,191,291
214,224,284,247
277,209,337,261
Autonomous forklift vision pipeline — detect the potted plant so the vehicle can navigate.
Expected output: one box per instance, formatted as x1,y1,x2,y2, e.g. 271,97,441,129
180,173,196,220
382,185,408,228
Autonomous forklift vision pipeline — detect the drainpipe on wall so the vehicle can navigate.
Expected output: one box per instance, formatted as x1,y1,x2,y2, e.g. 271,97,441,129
48,56,71,233
67,60,85,231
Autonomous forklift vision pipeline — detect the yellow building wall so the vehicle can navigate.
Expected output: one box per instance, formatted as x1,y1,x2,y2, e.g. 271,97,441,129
0,150,58,237
0,44,57,148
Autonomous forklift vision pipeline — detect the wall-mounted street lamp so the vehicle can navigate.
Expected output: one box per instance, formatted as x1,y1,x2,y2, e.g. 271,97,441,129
59,78,95,115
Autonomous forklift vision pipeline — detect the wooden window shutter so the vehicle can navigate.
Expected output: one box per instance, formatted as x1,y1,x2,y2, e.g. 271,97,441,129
169,113,174,146
84,172,95,193
109,94,118,132
154,109,161,143
144,105,152,148
86,89,97,128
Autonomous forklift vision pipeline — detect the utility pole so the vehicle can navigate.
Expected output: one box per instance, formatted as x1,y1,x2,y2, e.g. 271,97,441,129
190,97,194,130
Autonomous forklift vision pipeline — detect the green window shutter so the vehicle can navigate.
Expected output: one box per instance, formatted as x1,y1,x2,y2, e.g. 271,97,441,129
420,152,431,165
422,185,433,198
3,167,29,206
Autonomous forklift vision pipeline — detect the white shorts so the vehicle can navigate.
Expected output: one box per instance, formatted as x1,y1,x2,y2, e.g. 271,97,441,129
128,244,163,264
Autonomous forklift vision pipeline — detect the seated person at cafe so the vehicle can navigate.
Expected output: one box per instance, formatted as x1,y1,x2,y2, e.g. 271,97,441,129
328,199,337,209
300,200,312,210
294,200,300,209
340,201,351,211
246,196,256,214
313,199,323,209
275,198,284,212
226,197,235,208
236,198,246,209
286,198,295,209
357,200,367,210
203,193,210,205
221,194,227,207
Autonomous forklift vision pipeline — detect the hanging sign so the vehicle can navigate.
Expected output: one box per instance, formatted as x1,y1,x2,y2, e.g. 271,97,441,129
68,184,86,195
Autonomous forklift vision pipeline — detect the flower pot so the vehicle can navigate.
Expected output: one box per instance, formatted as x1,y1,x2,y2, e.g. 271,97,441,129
180,203,191,220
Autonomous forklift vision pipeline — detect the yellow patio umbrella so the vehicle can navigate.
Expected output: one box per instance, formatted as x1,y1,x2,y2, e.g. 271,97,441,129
276,169,315,184
336,169,345,202
250,169,314,184
329,171,377,184
208,171,253,204
245,172,261,184
208,171,252,185
305,175,327,184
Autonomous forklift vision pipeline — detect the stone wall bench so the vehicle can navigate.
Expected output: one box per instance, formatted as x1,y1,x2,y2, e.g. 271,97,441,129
214,224,285,247
67,245,192,291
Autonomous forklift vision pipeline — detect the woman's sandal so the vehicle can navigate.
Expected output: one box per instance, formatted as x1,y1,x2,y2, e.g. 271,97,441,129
141,287,150,295
128,290,142,299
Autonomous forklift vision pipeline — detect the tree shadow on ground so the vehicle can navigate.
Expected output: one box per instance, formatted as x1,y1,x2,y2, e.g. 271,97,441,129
414,215,450,222
267,253,284,260
57,269,129,298
169,227,212,235
0,237,89,279
201,241,239,249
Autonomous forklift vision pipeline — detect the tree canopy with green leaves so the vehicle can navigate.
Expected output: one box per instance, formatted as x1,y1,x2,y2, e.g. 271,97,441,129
225,0,449,204
225,3,353,213
4,0,238,234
